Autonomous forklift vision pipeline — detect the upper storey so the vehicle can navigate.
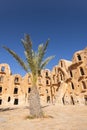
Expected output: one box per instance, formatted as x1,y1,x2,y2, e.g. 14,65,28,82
72,47,87,64
0,63,11,76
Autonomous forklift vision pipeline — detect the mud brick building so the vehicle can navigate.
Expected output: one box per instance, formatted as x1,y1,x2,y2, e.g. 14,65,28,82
0,47,87,107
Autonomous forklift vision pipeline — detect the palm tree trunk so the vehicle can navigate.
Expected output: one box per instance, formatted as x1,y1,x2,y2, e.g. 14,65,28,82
29,86,43,118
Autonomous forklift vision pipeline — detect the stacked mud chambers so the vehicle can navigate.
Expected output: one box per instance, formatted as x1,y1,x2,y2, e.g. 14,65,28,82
52,47,87,105
0,47,87,107
0,64,52,106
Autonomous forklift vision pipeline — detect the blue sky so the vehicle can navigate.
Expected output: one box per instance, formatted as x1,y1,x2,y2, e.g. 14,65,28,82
0,0,87,76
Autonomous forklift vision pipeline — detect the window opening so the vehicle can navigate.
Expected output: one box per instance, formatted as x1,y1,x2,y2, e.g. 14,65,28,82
1,66,5,72
14,87,18,94
71,82,74,89
60,74,63,80
71,96,75,105
80,67,85,75
70,70,73,77
14,77,19,82
82,81,86,89
8,97,11,102
61,61,63,67
0,99,2,105
14,99,18,105
46,72,48,77
47,96,50,103
46,80,49,85
0,87,2,93
28,87,31,93
77,55,81,61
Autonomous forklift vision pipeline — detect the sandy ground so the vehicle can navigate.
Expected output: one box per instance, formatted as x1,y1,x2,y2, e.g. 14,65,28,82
0,104,87,130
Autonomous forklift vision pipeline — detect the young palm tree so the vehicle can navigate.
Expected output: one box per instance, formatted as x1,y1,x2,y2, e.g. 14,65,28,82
3,34,54,118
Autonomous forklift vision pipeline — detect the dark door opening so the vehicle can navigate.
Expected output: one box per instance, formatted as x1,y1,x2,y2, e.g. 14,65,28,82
14,88,18,94
80,67,85,75
0,87,2,93
77,55,81,61
0,99,2,105
82,81,86,89
62,96,65,105
8,97,11,102
14,99,18,105
71,82,74,90
71,96,75,105
28,87,31,93
47,96,50,103
84,96,87,105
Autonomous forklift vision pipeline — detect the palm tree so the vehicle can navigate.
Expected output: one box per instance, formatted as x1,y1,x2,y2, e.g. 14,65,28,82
3,34,55,118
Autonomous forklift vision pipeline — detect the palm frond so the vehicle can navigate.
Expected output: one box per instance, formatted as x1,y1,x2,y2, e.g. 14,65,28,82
40,56,55,69
43,38,50,53
3,34,55,86
21,34,32,60
21,34,32,50
24,50,38,75
37,39,50,68
3,46,28,72
21,34,35,72
24,51,33,71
